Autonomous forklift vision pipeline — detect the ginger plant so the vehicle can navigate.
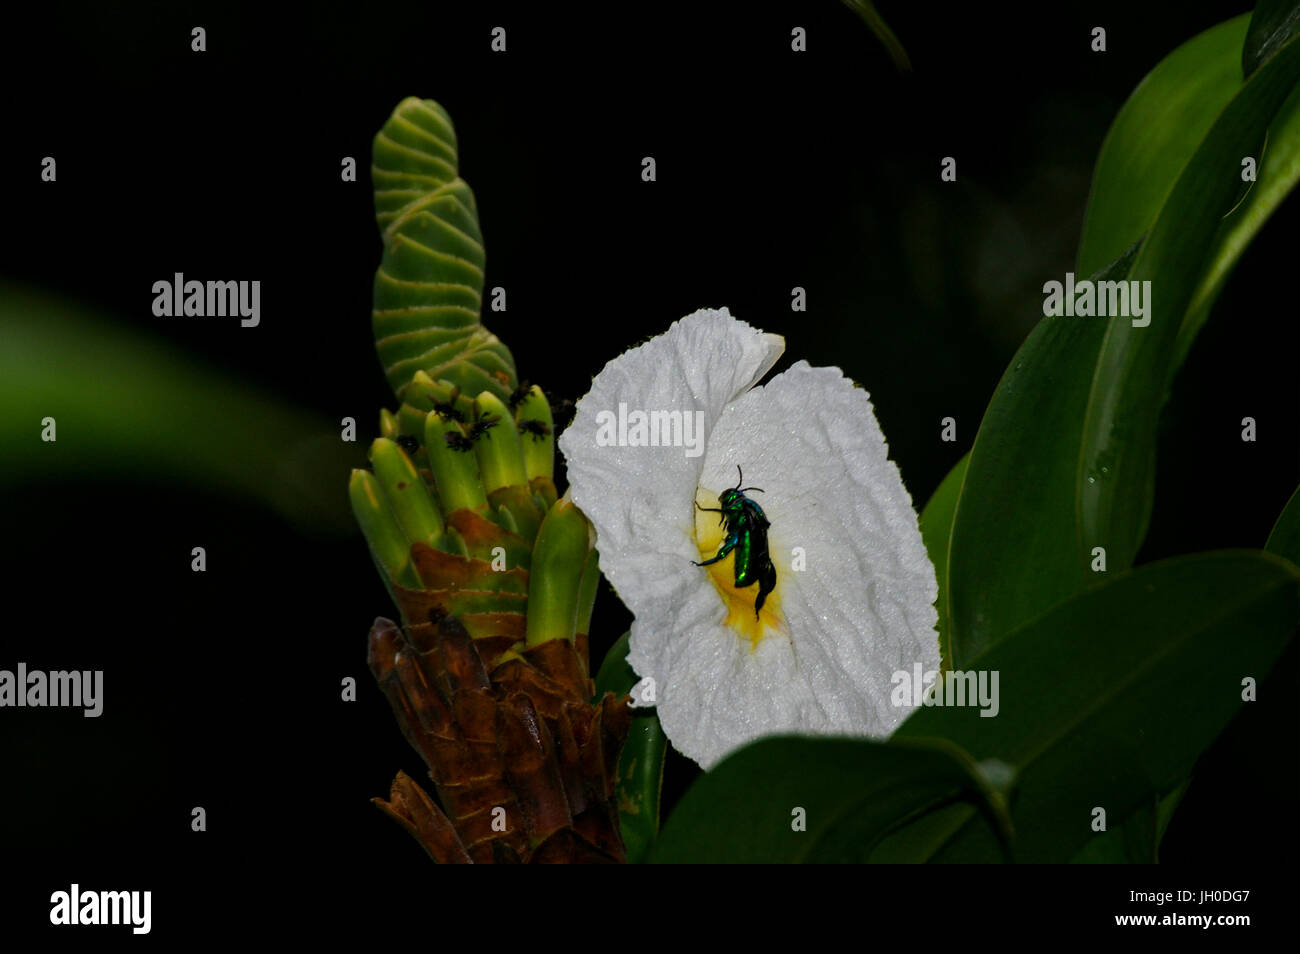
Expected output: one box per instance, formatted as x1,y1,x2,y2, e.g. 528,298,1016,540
350,98,630,863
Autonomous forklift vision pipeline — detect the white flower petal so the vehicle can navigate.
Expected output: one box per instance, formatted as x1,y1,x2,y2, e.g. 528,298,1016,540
560,309,938,770
645,361,939,767
558,307,783,624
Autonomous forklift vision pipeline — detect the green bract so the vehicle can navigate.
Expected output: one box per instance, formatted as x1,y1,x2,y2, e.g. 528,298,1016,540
371,98,517,404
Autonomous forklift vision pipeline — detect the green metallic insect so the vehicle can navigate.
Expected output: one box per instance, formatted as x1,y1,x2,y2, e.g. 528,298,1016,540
693,466,777,617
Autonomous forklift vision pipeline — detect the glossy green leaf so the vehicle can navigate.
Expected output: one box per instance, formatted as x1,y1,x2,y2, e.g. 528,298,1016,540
1266,483,1300,564
945,242,1136,665
1245,0,1300,76
1071,799,1155,864
1079,10,1300,382
898,550,1299,862
1077,16,1248,278
919,452,969,668
1175,82,1300,371
1077,34,1300,586
948,28,1300,664
649,735,1012,863
1069,781,1189,864
863,801,985,863
593,632,666,864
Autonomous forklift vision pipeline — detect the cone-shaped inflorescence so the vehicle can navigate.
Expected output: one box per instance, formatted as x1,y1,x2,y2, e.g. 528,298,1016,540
372,97,518,405
353,98,627,863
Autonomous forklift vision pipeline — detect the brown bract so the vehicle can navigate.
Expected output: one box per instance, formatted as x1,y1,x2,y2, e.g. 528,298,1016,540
368,611,632,863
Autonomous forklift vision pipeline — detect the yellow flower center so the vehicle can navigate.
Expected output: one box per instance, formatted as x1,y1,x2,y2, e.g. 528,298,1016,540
693,486,788,650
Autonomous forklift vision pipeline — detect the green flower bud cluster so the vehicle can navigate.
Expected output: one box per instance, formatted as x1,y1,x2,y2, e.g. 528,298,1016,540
352,374,593,648
352,100,594,651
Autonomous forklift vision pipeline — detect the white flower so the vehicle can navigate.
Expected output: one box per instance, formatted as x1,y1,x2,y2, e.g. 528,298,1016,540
558,308,939,769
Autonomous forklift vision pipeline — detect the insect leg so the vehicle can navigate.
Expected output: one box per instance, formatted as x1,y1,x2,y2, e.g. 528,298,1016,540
692,533,738,567
695,501,728,526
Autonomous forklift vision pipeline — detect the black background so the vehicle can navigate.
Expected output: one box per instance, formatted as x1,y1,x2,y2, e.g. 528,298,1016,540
1,0,1296,936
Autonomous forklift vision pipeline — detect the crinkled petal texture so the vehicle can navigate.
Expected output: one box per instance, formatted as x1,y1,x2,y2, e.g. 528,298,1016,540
559,308,783,584
560,308,939,769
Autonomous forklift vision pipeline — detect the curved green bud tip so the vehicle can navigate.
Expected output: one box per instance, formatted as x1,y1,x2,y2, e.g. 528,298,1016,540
514,385,555,483
525,492,596,647
472,392,528,492
407,373,476,423
403,370,441,412
368,437,444,545
424,411,488,514
348,468,420,590
379,407,399,439
372,98,459,233
371,97,517,404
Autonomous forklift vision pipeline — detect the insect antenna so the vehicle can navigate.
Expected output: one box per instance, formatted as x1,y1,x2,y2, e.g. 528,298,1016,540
733,465,763,494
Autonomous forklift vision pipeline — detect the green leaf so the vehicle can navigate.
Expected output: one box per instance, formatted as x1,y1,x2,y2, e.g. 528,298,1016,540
863,801,985,863
1174,83,1300,371
948,27,1300,664
1069,781,1189,864
1070,798,1157,863
649,736,1012,863
1245,0,1300,76
945,241,1137,665
1080,11,1300,384
1077,34,1300,579
593,632,666,864
919,452,969,668
898,550,1299,862
1266,483,1300,564
1077,16,1248,278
